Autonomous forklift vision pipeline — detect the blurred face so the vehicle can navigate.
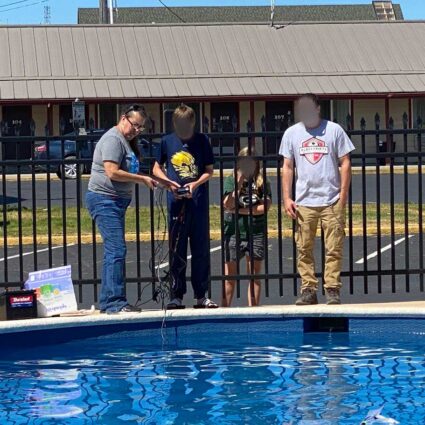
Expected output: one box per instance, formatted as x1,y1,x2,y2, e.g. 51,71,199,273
237,156,257,179
296,97,321,128
119,112,145,140
174,117,195,140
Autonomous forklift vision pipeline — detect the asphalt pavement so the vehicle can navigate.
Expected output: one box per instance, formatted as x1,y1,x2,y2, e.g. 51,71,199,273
1,235,423,310
1,172,425,209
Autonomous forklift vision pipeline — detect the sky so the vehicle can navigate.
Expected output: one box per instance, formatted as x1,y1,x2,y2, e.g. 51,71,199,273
0,0,423,25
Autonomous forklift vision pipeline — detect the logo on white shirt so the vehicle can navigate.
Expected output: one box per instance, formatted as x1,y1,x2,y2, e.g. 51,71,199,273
299,137,329,165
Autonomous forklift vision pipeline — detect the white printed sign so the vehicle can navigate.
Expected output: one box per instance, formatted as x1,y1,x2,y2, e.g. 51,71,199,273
24,265,77,317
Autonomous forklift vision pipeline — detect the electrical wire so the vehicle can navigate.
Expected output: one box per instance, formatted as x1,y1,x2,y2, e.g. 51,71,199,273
158,0,186,23
134,185,188,343
0,0,47,13
0,0,33,8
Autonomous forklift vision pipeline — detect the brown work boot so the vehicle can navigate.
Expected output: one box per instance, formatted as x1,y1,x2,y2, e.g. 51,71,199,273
295,288,318,306
325,288,341,305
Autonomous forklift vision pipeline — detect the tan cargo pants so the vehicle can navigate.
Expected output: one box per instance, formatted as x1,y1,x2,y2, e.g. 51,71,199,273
294,199,346,292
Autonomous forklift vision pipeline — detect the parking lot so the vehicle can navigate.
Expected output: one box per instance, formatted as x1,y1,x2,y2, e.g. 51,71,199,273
1,171,425,209
1,233,423,310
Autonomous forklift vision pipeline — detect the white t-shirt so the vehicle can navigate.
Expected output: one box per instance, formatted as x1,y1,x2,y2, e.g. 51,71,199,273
279,120,355,207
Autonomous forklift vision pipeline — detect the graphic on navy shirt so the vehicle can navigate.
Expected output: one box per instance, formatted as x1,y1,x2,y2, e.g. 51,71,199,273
170,150,199,183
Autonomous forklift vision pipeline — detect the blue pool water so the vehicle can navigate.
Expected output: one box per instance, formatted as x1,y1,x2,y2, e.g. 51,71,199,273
0,319,424,424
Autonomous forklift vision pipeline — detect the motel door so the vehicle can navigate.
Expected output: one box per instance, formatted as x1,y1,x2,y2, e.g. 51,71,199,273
265,101,294,154
210,102,239,159
2,105,32,160
59,105,75,135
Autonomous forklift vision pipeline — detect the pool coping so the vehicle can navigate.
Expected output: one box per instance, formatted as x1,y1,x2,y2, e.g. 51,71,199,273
0,302,424,335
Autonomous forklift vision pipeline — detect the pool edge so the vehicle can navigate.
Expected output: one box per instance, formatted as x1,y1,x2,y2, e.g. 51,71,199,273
0,303,424,336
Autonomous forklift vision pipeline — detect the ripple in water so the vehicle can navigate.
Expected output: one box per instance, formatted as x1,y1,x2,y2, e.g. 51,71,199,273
0,324,424,424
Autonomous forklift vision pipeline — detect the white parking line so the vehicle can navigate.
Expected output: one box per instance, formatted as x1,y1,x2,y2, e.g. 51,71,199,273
157,245,222,270
356,235,414,265
0,244,76,263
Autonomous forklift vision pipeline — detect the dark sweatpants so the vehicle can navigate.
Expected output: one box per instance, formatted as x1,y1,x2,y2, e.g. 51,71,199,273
168,198,210,300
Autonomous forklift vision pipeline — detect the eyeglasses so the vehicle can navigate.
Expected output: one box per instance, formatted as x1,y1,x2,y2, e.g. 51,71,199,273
125,116,145,132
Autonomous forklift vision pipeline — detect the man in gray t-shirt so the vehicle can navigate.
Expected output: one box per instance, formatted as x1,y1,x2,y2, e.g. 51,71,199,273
280,94,355,306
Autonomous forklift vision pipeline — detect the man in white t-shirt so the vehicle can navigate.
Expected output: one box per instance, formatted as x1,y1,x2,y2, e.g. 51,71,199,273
279,94,355,305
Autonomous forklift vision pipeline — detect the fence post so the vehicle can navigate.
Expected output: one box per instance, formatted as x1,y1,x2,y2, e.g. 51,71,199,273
359,116,368,293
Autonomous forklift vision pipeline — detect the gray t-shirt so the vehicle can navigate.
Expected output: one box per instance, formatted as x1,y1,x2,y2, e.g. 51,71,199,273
88,127,140,199
279,120,355,207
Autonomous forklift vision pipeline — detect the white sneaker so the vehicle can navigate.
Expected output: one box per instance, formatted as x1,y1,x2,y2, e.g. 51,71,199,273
167,298,184,309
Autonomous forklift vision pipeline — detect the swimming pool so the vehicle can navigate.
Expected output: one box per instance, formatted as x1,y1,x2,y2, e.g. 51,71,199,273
0,316,424,424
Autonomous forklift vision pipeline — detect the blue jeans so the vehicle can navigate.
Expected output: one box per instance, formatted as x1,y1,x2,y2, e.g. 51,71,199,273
85,191,131,312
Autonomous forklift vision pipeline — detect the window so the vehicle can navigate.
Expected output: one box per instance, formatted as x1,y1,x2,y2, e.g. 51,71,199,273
332,100,350,129
373,1,396,21
319,100,331,121
99,104,117,130
412,98,425,128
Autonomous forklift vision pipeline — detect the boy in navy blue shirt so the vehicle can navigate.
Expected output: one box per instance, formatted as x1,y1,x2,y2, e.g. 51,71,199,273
153,105,218,309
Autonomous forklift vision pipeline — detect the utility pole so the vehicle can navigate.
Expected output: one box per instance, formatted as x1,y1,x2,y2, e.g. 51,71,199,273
99,0,110,24
43,5,51,25
99,0,116,24
109,0,114,24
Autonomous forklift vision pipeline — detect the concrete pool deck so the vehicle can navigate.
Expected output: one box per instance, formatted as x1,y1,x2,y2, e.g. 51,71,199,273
0,301,424,335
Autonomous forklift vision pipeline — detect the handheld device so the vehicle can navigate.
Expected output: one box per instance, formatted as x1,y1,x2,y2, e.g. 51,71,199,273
176,187,190,196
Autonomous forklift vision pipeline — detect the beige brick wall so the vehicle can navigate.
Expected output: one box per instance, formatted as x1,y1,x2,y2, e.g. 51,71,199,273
239,101,250,149
352,99,385,154
353,99,385,130
389,98,409,127
254,101,266,151
239,101,250,132
144,103,160,133
254,101,265,132
389,98,413,152
88,104,96,127
32,105,47,136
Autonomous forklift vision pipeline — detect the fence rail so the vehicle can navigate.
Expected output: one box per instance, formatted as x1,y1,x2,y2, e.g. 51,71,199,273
0,123,424,306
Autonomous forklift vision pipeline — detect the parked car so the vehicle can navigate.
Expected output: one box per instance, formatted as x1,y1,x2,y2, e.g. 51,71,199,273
33,130,160,179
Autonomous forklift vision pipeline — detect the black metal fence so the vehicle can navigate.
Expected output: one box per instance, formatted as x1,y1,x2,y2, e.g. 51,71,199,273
0,115,424,307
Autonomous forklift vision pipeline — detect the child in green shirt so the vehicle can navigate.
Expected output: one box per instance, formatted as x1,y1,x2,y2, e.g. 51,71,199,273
222,147,272,307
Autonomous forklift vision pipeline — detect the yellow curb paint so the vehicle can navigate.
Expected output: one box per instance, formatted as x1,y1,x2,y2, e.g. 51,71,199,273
2,226,424,247
0,174,90,182
211,166,424,177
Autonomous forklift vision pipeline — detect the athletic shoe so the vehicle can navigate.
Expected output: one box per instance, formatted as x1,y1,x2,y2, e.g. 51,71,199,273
119,304,142,313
